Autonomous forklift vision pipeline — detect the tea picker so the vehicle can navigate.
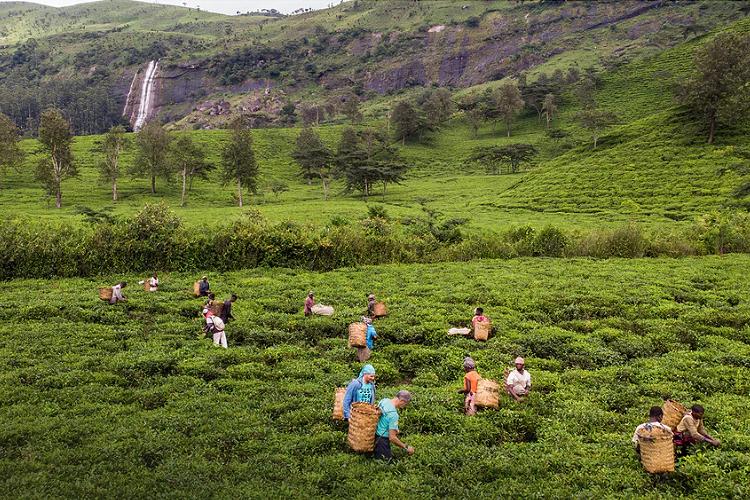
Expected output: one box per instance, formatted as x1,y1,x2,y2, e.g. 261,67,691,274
674,404,720,454
374,390,415,461
342,364,377,420
457,356,480,415
632,406,674,473
101,281,127,304
505,357,531,401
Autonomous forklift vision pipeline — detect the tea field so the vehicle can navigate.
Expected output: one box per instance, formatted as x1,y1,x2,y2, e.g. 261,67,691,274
1,256,749,498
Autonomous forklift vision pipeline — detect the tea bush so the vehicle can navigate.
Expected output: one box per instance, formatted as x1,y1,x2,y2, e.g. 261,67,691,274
1,257,749,497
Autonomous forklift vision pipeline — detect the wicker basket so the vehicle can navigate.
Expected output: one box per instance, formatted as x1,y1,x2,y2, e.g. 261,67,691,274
143,281,151,291
475,379,499,409
332,387,346,420
348,322,367,348
637,425,675,473
662,400,687,431
347,402,380,452
474,321,491,341
373,302,388,318
193,281,201,297
98,287,113,301
209,301,224,317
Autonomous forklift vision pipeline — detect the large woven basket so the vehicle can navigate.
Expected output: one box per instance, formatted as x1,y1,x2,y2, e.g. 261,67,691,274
373,302,388,318
98,287,113,301
143,281,151,291
474,321,491,342
332,387,346,420
348,323,367,348
193,281,201,297
347,402,380,452
662,400,687,431
637,425,675,473
475,379,500,409
209,301,224,317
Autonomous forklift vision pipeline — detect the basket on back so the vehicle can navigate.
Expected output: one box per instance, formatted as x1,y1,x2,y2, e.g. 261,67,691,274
143,281,151,291
373,302,388,318
332,388,346,420
662,400,687,431
193,281,201,297
474,321,491,342
209,301,224,317
637,425,675,473
475,379,500,409
347,402,380,452
348,322,367,348
98,287,113,301
312,304,334,316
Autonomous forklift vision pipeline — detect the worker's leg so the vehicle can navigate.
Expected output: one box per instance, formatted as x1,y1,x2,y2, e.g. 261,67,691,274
220,331,228,349
465,393,476,416
373,436,392,461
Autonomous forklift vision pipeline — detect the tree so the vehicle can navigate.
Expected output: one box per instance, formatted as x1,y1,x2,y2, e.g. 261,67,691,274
457,94,486,138
520,79,557,123
221,116,258,207
268,179,289,199
280,102,297,124
169,135,214,207
575,74,597,109
132,122,171,194
422,88,454,126
391,101,420,144
0,112,25,189
493,82,525,137
470,144,537,175
292,127,333,199
677,32,750,144
542,93,558,129
576,109,617,148
35,108,76,208
340,93,362,124
98,125,128,202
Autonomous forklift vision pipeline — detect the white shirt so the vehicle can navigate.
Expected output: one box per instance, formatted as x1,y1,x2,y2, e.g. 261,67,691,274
112,284,124,301
506,369,531,392
632,422,673,444
149,277,158,288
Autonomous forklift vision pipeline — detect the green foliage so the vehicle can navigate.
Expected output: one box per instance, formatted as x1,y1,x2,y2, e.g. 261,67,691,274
221,117,258,207
132,122,171,194
35,108,76,208
97,125,129,202
292,127,333,199
1,257,749,496
0,111,24,187
676,32,750,144
470,144,538,175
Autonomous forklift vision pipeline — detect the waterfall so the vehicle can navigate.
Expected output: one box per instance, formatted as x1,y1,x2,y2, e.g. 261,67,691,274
130,60,159,132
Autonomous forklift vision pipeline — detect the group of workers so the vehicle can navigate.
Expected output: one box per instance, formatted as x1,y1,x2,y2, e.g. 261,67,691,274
196,276,237,349
633,404,720,459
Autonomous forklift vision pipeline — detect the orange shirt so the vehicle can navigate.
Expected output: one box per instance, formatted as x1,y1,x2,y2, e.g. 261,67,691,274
464,370,480,393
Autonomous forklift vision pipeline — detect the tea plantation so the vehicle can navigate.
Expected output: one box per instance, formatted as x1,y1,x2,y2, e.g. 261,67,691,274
1,257,749,498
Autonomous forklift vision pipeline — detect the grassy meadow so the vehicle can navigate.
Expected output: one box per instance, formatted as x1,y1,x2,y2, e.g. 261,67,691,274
1,256,749,497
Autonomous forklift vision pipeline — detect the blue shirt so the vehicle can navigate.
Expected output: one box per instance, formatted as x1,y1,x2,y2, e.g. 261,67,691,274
366,324,377,350
342,377,376,419
376,398,399,438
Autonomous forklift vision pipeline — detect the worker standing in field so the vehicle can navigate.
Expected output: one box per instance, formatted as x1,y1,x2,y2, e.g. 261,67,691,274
367,293,377,317
304,291,315,317
457,356,480,416
220,294,237,324
632,406,673,456
374,390,415,461
342,364,377,420
148,273,159,292
212,316,227,348
202,307,215,337
198,276,210,297
674,404,720,454
110,282,127,304
505,357,531,402
356,316,378,362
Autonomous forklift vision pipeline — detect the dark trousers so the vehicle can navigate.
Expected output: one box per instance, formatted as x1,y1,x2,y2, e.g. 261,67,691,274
374,436,392,460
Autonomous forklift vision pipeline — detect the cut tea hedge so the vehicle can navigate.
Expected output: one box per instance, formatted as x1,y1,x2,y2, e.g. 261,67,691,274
1,257,749,497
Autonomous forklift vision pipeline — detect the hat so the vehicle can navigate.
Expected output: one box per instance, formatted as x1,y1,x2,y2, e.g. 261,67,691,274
396,390,412,402
308,291,314,296
360,364,376,376
514,357,525,365
463,356,476,370
368,294,375,299
361,316,372,325
202,308,209,315
202,276,207,280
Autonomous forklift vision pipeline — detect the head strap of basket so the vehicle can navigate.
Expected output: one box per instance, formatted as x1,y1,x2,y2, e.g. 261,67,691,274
348,322,367,348
637,425,675,473
661,399,687,430
347,402,380,452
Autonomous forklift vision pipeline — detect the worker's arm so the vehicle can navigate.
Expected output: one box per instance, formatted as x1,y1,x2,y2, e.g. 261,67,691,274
458,378,470,394
388,429,414,455
697,421,720,445
341,381,358,420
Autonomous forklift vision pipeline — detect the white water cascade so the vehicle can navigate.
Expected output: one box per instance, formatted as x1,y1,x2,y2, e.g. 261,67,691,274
128,60,159,132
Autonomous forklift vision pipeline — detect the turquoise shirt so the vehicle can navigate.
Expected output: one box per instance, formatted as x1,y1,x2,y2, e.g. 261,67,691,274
356,382,375,404
376,398,399,438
